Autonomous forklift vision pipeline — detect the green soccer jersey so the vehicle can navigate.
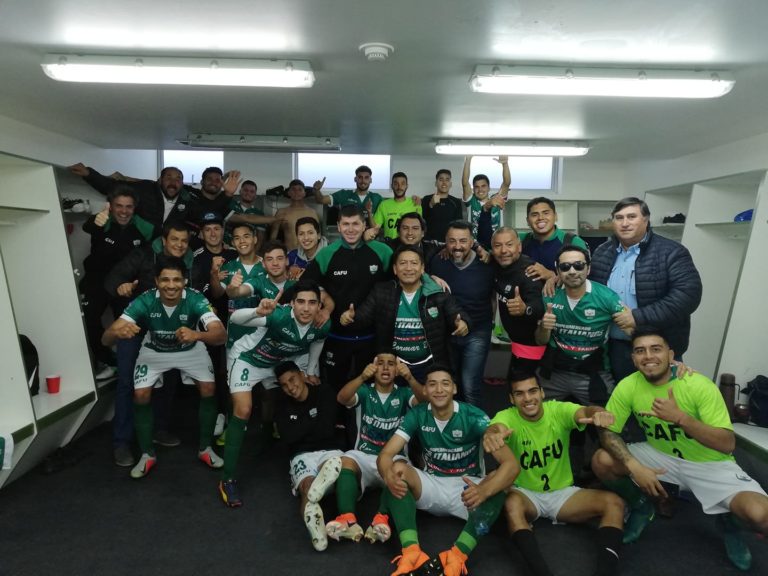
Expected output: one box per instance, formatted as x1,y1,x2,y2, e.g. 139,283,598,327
225,200,267,242
543,280,624,361
465,195,503,238
221,259,265,348
353,383,414,455
122,288,219,353
374,198,423,239
230,305,330,368
606,371,734,463
331,189,383,222
396,401,490,477
491,401,584,492
392,288,430,362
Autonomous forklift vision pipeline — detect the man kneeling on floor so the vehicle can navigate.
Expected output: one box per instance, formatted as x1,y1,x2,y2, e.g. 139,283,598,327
484,372,625,576
274,361,343,552
102,256,227,479
593,328,768,571
377,365,519,576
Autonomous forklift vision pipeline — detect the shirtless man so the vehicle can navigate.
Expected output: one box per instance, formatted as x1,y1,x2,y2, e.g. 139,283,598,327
271,179,320,251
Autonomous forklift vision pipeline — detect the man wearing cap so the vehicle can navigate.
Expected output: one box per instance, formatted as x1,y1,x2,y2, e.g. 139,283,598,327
271,179,320,251
313,165,383,228
192,212,238,422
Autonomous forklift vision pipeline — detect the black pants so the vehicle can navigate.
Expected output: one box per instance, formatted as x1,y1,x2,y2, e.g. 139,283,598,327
79,276,117,367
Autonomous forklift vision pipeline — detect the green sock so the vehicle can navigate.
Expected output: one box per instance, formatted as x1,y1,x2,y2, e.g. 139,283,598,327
134,402,155,456
221,415,247,480
383,486,419,547
198,395,218,450
336,468,359,515
377,489,388,514
456,491,506,554
603,476,645,508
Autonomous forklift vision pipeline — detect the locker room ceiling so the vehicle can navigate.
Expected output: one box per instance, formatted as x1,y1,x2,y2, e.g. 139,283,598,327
2,0,768,162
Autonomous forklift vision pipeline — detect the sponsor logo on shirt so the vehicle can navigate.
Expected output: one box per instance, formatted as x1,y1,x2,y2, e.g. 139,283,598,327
177,203,186,211
421,425,436,433
309,408,318,418
150,313,162,318
391,398,401,407
105,238,115,245
333,270,348,276
133,239,141,246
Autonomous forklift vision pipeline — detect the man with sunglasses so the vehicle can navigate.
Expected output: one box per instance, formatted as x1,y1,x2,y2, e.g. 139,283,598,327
535,245,630,407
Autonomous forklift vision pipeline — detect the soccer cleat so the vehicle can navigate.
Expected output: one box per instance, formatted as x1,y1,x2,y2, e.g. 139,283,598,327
153,430,181,447
716,513,752,571
623,497,655,544
365,513,392,543
198,446,224,469
435,546,469,576
307,456,342,503
130,453,157,479
218,479,243,508
326,513,364,542
390,544,430,576
304,501,328,551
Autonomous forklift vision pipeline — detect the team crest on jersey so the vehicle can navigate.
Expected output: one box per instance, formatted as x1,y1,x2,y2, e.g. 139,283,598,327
504,285,512,293
452,429,463,438
133,239,141,246
177,203,186,211
427,306,438,318
584,309,596,317
180,314,188,321
391,398,401,407
307,334,315,341
309,408,318,418
369,264,379,274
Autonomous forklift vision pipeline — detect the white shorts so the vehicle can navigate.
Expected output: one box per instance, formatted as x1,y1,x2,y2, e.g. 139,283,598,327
413,469,483,521
344,450,406,493
628,442,767,514
228,358,277,392
289,449,345,494
513,485,582,523
134,342,213,390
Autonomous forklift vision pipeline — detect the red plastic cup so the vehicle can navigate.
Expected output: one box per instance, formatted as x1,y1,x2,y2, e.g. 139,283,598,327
46,374,61,394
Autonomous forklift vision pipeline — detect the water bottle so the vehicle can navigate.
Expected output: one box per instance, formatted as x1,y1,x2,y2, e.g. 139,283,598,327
464,485,493,535
719,373,737,421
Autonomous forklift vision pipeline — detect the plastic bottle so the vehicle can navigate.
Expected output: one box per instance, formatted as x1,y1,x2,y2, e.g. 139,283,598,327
719,373,737,421
464,486,494,535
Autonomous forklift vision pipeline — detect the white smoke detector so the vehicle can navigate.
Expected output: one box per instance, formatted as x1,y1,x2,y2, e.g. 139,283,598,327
359,42,394,62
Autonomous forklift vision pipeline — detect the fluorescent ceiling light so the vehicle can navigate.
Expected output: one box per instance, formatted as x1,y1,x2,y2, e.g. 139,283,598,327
41,54,314,87
470,65,734,98
178,134,341,151
435,140,589,157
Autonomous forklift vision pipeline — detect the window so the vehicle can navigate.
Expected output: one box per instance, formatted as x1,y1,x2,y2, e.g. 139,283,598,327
467,156,558,191
162,150,224,185
296,153,391,190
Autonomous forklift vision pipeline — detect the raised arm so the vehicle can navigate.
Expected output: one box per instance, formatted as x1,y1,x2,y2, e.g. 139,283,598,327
461,156,473,201
338,361,377,406
496,156,511,197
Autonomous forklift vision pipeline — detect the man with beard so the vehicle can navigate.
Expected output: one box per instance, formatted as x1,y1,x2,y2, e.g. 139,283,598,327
225,179,276,247
271,179,320,251
490,227,546,377
69,163,192,234
313,165,383,228
368,172,422,240
535,245,629,406
594,329,768,570
186,167,240,235
384,212,442,272
428,220,494,406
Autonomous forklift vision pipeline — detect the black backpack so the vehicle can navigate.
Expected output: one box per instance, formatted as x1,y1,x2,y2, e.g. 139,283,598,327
19,334,39,396
744,375,768,427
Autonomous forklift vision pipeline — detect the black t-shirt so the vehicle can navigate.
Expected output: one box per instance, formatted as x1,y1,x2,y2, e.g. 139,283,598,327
275,383,340,457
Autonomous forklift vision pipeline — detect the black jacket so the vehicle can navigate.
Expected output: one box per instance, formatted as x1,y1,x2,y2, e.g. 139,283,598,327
589,229,702,356
493,254,544,345
351,275,468,367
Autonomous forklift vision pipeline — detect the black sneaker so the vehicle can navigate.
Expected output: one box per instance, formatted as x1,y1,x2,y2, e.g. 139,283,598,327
153,430,181,447
113,445,135,467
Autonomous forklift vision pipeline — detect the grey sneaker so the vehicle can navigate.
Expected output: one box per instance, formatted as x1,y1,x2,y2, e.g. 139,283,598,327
113,445,135,467
307,456,342,503
153,430,181,447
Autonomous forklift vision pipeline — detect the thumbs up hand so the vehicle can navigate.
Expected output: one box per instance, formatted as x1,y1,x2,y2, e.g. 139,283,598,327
452,313,468,336
461,476,487,509
340,303,356,326
94,203,110,227
540,302,556,330
506,285,527,316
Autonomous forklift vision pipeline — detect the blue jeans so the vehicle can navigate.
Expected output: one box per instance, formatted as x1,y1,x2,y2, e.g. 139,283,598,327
451,328,492,407
113,335,141,448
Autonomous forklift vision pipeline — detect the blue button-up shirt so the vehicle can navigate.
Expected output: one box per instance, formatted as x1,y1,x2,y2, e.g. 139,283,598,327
607,236,645,340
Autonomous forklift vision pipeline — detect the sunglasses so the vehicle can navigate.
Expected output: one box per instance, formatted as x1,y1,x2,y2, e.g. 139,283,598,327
557,261,588,272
